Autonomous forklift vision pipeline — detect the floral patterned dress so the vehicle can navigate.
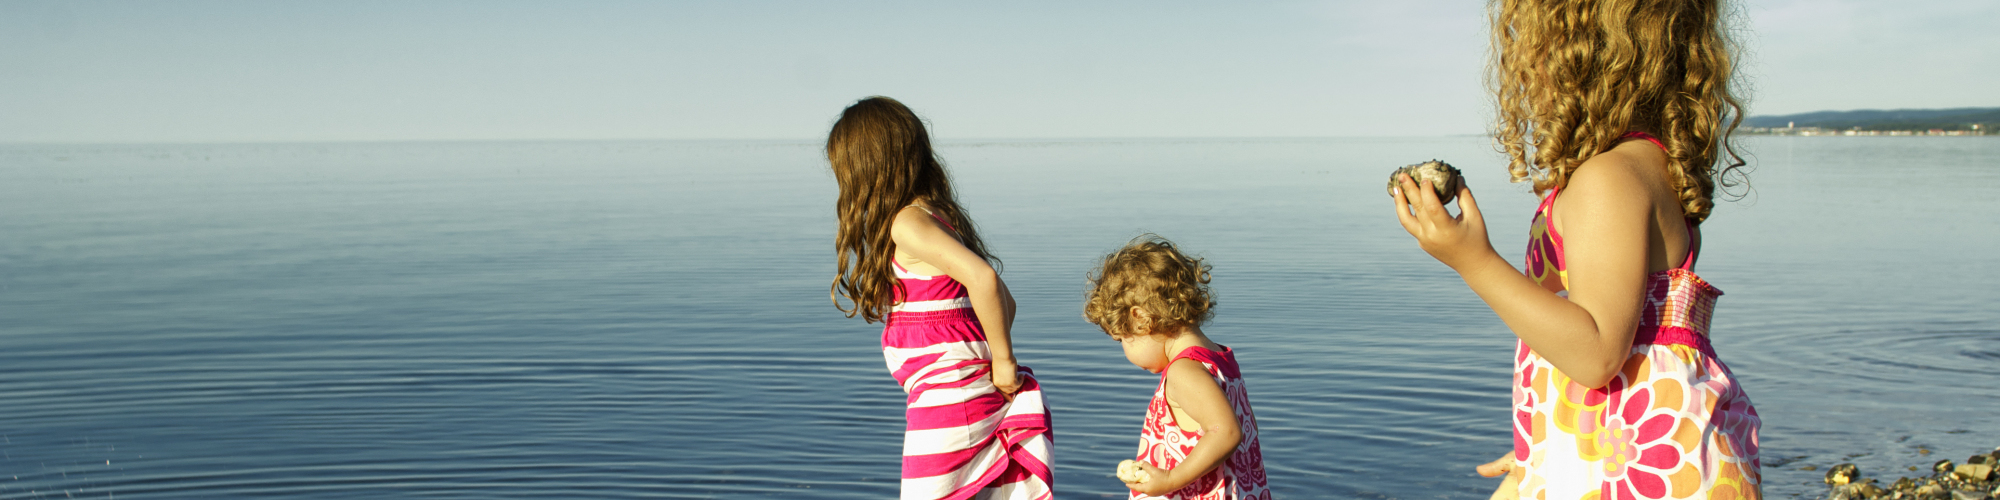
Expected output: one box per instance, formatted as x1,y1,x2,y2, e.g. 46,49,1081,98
1513,137,1763,500
1132,346,1270,500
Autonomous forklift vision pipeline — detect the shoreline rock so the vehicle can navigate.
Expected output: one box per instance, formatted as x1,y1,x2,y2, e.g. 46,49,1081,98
1822,447,2000,500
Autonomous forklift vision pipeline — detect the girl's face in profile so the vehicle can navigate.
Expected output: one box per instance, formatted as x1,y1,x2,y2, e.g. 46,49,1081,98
1120,333,1169,373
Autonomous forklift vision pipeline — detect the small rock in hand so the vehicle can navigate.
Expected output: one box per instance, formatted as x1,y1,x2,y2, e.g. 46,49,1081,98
1117,459,1153,484
1387,160,1464,204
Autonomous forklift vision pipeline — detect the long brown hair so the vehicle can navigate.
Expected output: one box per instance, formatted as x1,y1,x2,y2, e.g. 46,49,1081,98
1490,0,1750,223
828,96,998,323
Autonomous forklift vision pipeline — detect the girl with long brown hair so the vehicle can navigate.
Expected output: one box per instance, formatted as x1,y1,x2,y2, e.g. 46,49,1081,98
1390,0,1761,498
828,96,1053,500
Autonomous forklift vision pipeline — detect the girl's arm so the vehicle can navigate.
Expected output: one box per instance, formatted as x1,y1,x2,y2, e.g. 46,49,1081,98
1126,358,1240,496
1390,156,1653,388
890,207,1022,396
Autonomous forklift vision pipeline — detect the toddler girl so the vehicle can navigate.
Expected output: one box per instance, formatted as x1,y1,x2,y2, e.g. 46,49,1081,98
828,96,1053,500
1084,235,1269,500
1390,0,1761,498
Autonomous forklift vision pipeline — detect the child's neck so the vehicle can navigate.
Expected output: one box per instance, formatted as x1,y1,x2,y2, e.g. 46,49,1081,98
1162,325,1221,360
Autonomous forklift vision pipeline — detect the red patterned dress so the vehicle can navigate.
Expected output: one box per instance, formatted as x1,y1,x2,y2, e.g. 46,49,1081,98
1132,346,1269,500
1511,133,1762,500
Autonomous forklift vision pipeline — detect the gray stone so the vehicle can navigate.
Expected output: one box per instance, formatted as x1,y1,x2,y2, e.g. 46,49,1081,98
1956,463,1994,481
1386,160,1463,204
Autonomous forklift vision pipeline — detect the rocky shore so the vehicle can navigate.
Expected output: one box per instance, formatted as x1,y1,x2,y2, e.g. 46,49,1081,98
1820,447,2000,500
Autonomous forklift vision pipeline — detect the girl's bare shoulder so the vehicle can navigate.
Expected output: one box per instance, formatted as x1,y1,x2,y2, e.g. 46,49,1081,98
1564,145,1670,210
888,205,944,241
1163,357,1221,392
887,204,964,275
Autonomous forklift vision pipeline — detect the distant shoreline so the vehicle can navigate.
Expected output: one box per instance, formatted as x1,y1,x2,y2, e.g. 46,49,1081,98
1743,107,1998,136
1741,126,1990,136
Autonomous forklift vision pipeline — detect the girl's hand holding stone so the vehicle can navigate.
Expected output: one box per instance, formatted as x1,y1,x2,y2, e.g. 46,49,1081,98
1391,173,1496,271
1119,460,1169,496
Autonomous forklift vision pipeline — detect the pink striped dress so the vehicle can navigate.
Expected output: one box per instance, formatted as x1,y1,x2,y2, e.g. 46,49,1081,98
882,257,1054,500
1132,346,1269,500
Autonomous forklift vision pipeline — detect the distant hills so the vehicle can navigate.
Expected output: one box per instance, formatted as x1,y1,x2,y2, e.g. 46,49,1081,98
1744,107,1999,132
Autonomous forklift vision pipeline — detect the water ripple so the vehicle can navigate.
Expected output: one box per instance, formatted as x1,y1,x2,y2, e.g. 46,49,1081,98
3,138,1996,498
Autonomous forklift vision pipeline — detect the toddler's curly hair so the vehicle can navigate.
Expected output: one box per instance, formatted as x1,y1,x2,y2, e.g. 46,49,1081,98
1083,235,1214,338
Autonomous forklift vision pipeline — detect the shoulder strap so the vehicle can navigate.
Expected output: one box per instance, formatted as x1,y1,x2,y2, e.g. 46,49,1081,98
893,206,960,277
912,205,960,234
1678,220,1700,271
1616,133,1696,270
1169,345,1223,367
1169,345,1243,381
1537,185,1564,248
1620,131,1668,152
1171,346,1205,364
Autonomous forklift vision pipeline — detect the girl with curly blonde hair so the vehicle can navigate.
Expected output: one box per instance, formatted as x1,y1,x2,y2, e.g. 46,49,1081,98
828,96,1053,500
1084,235,1269,500
1390,0,1761,498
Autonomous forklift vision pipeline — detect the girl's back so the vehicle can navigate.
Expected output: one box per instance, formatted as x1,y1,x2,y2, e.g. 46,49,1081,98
827,96,1054,500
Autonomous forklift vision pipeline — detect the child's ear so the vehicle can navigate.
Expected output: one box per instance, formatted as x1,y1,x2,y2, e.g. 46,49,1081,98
1127,306,1153,335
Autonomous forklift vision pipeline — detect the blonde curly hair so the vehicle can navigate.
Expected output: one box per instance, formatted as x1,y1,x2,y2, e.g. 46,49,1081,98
1083,235,1214,338
1490,0,1750,223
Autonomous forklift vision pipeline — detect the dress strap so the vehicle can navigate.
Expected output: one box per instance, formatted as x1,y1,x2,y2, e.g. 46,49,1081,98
1169,345,1230,368
1165,345,1242,380
1620,131,1668,152
1537,185,1565,250
912,205,960,234
1171,345,1213,364
893,205,960,278
1619,132,1701,271
1678,219,1700,271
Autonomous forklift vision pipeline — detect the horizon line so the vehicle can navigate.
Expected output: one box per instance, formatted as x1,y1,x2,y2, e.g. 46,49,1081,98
0,134,1499,147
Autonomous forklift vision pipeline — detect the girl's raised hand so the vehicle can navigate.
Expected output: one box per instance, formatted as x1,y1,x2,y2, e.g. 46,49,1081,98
1391,173,1496,270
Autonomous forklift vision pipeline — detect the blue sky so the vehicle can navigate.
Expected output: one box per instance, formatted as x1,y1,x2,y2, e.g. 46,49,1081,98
2,0,1994,143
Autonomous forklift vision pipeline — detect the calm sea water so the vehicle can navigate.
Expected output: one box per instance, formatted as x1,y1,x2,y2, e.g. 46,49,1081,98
2,137,1995,499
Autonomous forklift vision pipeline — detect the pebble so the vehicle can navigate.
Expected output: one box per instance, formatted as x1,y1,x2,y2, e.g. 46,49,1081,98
1117,459,1153,485
1829,464,1862,485
1820,445,2000,500
1959,464,1995,482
